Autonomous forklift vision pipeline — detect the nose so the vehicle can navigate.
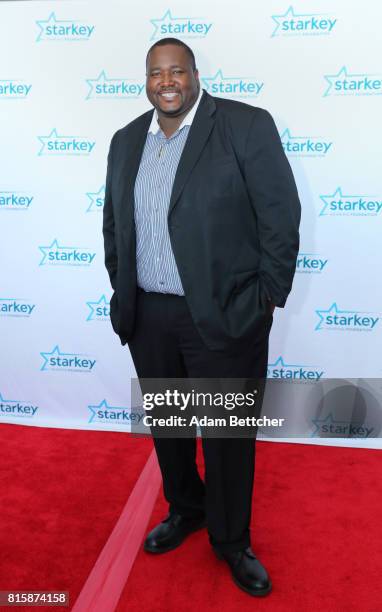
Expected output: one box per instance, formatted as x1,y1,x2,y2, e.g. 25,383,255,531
160,70,175,87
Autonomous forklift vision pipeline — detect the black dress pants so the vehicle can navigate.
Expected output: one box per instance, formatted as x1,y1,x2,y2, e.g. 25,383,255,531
127,288,272,554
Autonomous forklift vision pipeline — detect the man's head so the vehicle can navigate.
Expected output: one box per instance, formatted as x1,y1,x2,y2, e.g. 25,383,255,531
145,38,200,118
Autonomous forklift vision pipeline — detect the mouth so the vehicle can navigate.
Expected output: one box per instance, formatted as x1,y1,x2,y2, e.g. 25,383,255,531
158,91,180,101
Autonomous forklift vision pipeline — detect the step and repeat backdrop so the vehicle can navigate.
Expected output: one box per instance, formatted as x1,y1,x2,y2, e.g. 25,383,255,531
0,0,381,447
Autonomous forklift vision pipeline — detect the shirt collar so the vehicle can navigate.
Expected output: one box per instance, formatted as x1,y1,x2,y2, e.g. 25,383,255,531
148,87,203,135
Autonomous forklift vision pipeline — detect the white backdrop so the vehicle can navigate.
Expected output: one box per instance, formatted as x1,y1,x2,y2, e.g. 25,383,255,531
0,0,381,447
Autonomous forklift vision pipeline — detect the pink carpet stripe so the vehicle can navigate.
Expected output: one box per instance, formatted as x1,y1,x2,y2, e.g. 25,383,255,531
72,448,161,612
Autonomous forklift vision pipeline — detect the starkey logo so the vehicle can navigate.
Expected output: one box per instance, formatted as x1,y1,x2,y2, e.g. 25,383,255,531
86,71,144,100
0,80,32,99
281,129,333,157
324,67,382,97
315,303,380,332
319,187,382,217
201,69,264,98
0,191,34,210
311,414,374,438
0,391,38,419
271,6,337,37
36,12,95,42
150,9,212,40
86,295,110,321
86,186,105,212
39,239,96,267
0,298,36,317
296,253,328,274
38,129,95,156
40,345,96,372
268,356,324,381
88,400,145,425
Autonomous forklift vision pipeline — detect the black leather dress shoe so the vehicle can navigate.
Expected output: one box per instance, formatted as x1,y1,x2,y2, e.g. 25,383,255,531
214,546,272,597
144,513,206,554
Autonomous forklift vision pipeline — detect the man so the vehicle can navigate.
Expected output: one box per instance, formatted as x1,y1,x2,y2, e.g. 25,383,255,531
103,38,300,597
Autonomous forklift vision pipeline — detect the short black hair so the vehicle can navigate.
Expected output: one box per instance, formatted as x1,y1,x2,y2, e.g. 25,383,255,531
146,38,197,71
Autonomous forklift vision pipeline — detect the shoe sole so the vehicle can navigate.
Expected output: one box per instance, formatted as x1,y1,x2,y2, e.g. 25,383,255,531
144,520,207,554
213,548,272,597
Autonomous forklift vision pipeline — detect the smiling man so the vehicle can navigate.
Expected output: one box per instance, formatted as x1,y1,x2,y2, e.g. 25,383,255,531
103,38,301,598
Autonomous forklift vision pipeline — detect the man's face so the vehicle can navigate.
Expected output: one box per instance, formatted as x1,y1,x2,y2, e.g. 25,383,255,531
146,44,199,117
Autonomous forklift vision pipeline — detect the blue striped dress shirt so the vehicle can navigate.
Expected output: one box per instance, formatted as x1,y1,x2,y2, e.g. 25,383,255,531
134,89,202,295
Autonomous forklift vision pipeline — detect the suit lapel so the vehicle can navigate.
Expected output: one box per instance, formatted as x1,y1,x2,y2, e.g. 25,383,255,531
168,92,216,217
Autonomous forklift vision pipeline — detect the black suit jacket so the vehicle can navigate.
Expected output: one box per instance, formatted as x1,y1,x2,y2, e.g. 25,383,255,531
103,90,301,350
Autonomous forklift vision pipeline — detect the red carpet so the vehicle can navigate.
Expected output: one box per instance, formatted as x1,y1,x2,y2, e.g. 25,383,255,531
0,424,153,611
72,448,161,612
116,441,382,612
1,424,381,611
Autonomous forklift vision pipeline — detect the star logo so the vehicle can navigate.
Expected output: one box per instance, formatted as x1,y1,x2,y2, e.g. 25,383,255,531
323,66,349,97
88,399,130,423
40,345,75,371
38,239,96,267
318,187,379,216
85,71,144,100
38,239,74,265
37,129,95,156
315,303,358,331
0,392,39,418
271,6,336,37
272,6,306,36
39,238,59,265
0,392,19,404
36,12,61,41
323,66,382,97
311,413,372,438
150,9,212,41
280,129,333,157
151,9,175,40
267,356,323,381
86,185,105,212
38,128,58,156
280,128,299,141
36,12,94,42
268,356,313,371
319,187,343,216
201,70,264,97
201,69,227,91
86,295,110,321
40,345,95,372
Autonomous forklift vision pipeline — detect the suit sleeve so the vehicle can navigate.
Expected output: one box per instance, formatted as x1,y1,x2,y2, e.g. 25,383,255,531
243,109,301,307
102,133,118,291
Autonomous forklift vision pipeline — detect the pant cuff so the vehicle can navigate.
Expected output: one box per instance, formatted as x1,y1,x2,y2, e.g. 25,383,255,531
209,532,251,554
